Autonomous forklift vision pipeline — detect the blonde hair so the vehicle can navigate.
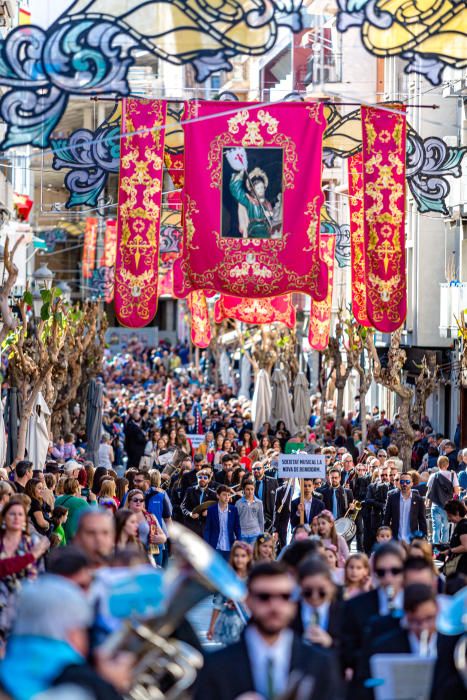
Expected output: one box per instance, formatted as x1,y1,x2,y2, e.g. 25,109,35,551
99,479,116,498
148,470,161,488
55,476,68,496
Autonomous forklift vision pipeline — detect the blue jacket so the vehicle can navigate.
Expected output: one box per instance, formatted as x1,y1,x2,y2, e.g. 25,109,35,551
204,503,242,550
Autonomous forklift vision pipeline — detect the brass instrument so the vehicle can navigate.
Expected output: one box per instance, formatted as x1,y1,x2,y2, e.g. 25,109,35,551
103,522,247,700
343,500,362,520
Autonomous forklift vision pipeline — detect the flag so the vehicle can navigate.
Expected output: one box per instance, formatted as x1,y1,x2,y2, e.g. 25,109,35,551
173,101,328,301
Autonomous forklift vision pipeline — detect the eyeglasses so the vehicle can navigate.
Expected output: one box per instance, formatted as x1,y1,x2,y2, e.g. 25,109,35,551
399,479,411,485
250,591,292,602
252,467,262,472
131,498,145,503
302,587,327,600
375,567,403,577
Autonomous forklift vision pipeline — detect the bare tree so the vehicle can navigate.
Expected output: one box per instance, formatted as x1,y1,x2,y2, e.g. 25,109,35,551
0,237,23,346
411,352,438,426
345,319,374,448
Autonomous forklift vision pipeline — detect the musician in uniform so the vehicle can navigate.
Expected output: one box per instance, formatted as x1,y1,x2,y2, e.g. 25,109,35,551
252,462,278,531
272,480,294,550
320,468,354,520
290,479,325,529
181,470,217,537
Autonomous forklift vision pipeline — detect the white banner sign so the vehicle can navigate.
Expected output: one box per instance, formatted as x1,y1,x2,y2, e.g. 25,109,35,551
278,453,326,479
190,434,205,449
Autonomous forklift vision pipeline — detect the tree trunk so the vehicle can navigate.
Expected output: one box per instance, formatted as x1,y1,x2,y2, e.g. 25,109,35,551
397,391,415,470
335,381,345,432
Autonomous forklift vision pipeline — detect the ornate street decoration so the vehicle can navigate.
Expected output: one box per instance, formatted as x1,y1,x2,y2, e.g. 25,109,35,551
335,0,467,85
0,0,304,149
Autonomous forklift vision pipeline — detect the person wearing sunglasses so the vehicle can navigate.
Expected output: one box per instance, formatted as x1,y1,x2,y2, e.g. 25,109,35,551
195,561,341,700
383,472,427,543
292,556,343,652
251,461,278,532
180,471,217,537
126,489,166,566
341,542,405,678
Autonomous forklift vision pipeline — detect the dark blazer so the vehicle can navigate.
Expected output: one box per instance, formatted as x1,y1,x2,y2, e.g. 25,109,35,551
203,503,241,550
341,588,380,671
356,627,412,700
383,489,428,538
291,599,344,650
194,630,343,700
254,476,278,523
431,633,466,700
290,496,325,528
320,485,354,519
272,481,294,525
181,486,217,536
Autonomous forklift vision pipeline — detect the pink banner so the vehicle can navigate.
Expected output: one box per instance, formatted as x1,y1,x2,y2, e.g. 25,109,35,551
189,291,211,348
114,99,166,327
348,152,370,326
102,219,118,303
214,294,296,328
361,105,407,332
308,232,336,351
82,218,97,279
173,101,327,301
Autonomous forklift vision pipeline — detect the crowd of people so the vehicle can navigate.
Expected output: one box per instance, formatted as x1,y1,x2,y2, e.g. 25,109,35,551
0,344,465,700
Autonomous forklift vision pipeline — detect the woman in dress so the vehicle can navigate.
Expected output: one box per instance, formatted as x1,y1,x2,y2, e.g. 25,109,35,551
0,498,40,646
317,510,350,567
207,541,252,645
126,489,166,567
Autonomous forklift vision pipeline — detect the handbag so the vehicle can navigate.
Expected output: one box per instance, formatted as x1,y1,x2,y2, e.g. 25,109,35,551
442,554,462,577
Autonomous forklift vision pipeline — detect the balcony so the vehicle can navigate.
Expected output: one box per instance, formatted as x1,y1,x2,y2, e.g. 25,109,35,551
439,282,467,338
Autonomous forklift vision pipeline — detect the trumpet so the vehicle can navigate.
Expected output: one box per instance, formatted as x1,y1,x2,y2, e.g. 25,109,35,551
103,522,247,700
343,500,362,520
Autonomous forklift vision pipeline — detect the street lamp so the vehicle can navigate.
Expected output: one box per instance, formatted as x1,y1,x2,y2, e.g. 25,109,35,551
32,288,42,319
32,262,54,290
56,279,72,303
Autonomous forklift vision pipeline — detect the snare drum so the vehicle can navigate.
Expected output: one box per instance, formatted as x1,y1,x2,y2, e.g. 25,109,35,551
335,517,356,542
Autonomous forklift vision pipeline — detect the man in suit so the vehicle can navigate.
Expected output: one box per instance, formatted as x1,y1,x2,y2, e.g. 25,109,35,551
252,461,278,528
194,561,342,700
290,479,325,529
320,468,354,520
291,556,344,652
203,485,241,560
180,470,217,537
341,542,405,674
383,472,427,541
272,480,294,550
124,411,147,468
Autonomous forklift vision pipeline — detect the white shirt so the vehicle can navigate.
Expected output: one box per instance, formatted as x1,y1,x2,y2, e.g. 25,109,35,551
245,626,293,698
301,600,330,632
399,490,413,542
377,587,404,616
304,497,313,521
408,630,437,657
217,505,230,552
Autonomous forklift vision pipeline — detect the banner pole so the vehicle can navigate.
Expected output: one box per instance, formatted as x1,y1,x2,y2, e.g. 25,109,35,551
300,478,305,525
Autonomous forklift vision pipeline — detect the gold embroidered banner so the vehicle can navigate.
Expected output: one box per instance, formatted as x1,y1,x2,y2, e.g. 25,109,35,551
214,294,296,328
114,99,166,327
348,152,370,327
82,217,98,279
362,105,407,332
308,232,336,351
189,290,211,348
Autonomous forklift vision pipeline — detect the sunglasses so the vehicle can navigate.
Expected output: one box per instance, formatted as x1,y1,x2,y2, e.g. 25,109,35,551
250,591,292,602
302,588,327,600
399,480,411,485
375,567,403,577
131,498,144,503
253,467,262,472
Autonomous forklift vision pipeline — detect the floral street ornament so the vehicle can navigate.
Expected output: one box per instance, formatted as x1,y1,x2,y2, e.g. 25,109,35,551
0,0,304,149
114,98,166,328
335,0,467,85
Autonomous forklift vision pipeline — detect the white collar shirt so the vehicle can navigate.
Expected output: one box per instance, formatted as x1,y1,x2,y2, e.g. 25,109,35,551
244,625,293,698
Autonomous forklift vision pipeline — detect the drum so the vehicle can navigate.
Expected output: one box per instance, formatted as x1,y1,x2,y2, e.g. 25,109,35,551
335,516,356,542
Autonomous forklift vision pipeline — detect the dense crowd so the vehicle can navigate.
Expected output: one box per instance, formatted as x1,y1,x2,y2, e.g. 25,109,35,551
0,344,465,700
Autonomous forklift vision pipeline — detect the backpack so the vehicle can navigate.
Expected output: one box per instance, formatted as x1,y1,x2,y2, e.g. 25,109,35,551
427,471,454,507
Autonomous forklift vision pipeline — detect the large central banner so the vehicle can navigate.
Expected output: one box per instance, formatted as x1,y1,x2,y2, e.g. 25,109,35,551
173,101,328,300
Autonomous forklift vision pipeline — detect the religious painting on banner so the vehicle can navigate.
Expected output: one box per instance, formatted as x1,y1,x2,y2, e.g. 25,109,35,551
361,105,407,333
308,232,336,352
188,291,212,348
82,217,98,279
214,294,296,329
173,101,328,301
348,152,370,327
114,98,166,328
